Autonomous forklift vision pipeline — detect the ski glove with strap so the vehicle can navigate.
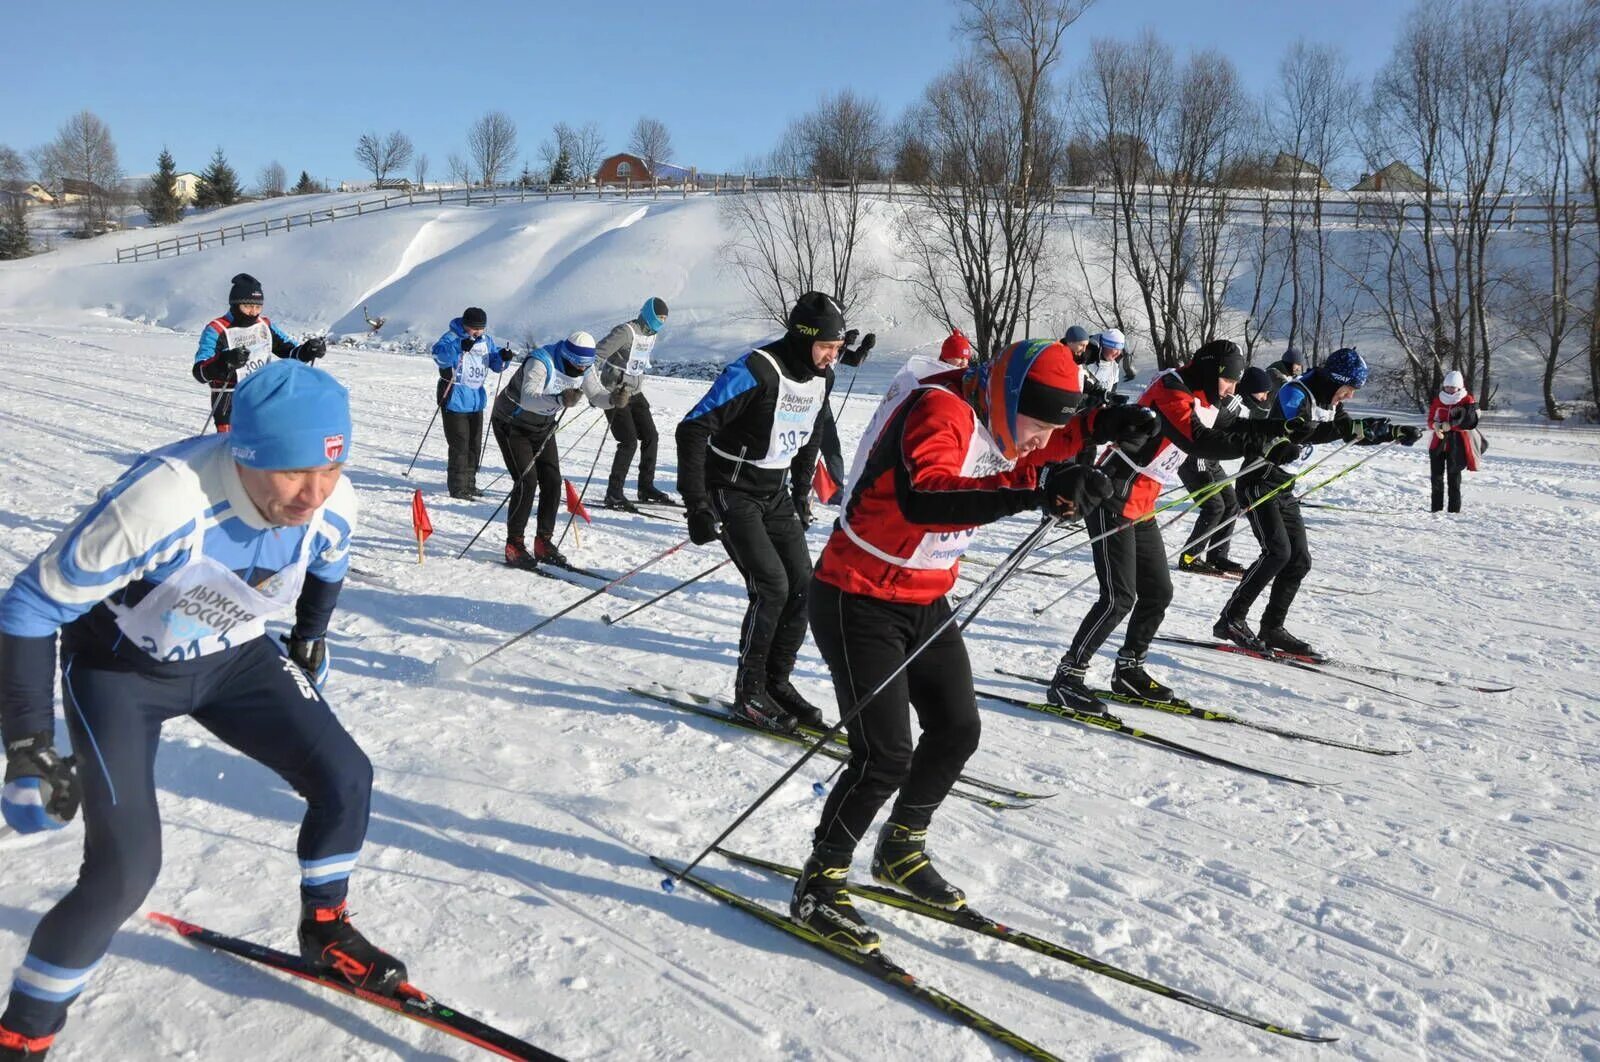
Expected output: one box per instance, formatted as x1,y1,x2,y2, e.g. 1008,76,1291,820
1396,425,1423,446
295,336,327,362
281,634,330,689
1038,463,1112,522
3,732,79,833
221,345,252,370
1090,404,1160,447
686,506,721,545
1263,438,1304,464
840,333,876,368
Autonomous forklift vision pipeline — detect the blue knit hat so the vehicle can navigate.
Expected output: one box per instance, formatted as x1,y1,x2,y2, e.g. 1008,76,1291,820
1063,325,1090,344
230,360,352,469
639,297,667,334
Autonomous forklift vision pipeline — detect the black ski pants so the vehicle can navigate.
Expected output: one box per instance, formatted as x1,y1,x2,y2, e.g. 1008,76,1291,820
1224,482,1310,631
442,409,483,496
713,485,812,683
493,415,561,543
1178,456,1239,562
605,392,659,497
1430,446,1463,512
808,579,980,850
1065,504,1173,666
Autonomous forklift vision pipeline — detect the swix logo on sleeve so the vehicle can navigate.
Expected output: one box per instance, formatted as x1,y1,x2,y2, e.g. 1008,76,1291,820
324,434,346,461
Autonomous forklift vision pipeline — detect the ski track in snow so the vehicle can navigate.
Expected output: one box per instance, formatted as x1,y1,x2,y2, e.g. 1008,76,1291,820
1,318,1598,1061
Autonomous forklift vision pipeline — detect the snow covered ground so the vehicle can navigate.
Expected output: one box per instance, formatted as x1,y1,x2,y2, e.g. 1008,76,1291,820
2,196,1599,1060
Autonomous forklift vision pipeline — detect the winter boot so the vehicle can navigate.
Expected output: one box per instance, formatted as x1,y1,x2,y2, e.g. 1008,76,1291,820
732,670,797,734
504,540,539,571
1213,613,1268,653
871,823,968,909
1261,625,1321,660
602,492,641,514
0,1024,52,1060
1209,557,1247,576
298,901,408,995
766,677,825,729
637,486,678,505
1111,654,1176,703
533,535,574,570
1177,553,1219,575
790,843,880,952
1045,660,1110,716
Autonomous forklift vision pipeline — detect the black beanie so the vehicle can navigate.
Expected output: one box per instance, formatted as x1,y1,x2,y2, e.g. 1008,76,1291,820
786,292,847,343
462,307,488,329
1239,365,1271,395
229,273,264,305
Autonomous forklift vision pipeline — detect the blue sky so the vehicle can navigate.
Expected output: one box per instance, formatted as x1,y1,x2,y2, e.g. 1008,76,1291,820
1,0,1410,186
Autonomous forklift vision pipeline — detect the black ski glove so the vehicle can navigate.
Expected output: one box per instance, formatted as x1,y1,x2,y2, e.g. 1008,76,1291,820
221,345,252,370
1283,414,1315,443
1396,425,1423,446
2,732,80,833
1038,463,1112,522
840,333,876,368
1090,404,1159,447
793,492,814,527
1356,417,1394,444
1264,438,1303,464
280,634,329,688
295,336,326,362
687,506,721,546
461,335,477,352
1120,353,1138,382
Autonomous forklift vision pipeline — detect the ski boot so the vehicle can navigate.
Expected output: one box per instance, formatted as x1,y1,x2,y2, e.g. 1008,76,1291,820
504,539,539,571
1177,553,1219,575
602,492,641,514
1111,654,1176,703
637,486,678,506
0,1024,52,1060
1261,625,1321,661
871,823,967,910
533,535,575,570
790,844,880,952
732,670,797,734
1045,660,1110,717
1213,613,1268,653
1209,557,1247,577
765,677,825,729
298,901,408,995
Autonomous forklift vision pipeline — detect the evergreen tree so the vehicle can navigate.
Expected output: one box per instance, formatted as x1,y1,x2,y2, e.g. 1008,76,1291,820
142,148,184,225
549,149,573,184
292,170,319,195
0,197,30,260
194,147,242,208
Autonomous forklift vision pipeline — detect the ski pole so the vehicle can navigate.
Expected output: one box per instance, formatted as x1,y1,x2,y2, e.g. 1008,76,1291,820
462,537,691,670
480,407,603,495
556,417,611,550
602,559,730,626
661,518,1055,892
404,404,442,478
477,367,505,472
456,409,574,559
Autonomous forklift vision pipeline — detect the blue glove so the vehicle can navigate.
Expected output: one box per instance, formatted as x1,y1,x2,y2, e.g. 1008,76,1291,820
3,732,79,833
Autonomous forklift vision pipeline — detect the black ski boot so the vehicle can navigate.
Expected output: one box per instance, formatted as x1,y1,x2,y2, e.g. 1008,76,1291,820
602,492,641,514
1213,614,1268,653
732,670,797,734
1209,557,1247,576
790,844,880,952
766,677,825,729
533,534,575,570
504,540,539,571
0,1023,52,1060
1111,654,1175,703
1045,660,1110,716
637,486,678,505
1177,553,1219,575
298,901,408,995
1261,625,1321,660
871,823,967,909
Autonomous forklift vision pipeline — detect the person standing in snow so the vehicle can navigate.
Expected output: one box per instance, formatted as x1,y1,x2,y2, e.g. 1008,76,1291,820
675,293,842,734
491,331,596,572
1175,365,1272,577
583,298,675,513
1215,348,1422,658
790,338,1158,951
192,273,326,431
1426,369,1480,514
1062,326,1135,407
1266,348,1303,401
0,361,404,1061
432,306,510,499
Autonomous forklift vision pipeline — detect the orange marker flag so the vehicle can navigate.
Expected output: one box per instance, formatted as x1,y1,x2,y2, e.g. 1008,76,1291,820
812,461,840,506
564,479,592,524
411,489,433,564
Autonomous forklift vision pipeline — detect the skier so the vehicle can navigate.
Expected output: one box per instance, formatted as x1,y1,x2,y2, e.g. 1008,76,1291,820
1062,327,1136,407
1048,340,1288,714
1214,347,1421,656
191,272,326,431
1266,348,1303,400
790,338,1159,951
1426,369,1480,514
432,306,510,499
1174,365,1274,575
584,298,675,513
0,360,402,1061
491,331,596,572
675,292,844,733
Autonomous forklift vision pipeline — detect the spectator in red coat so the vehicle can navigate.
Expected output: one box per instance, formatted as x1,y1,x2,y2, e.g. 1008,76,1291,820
1426,370,1480,513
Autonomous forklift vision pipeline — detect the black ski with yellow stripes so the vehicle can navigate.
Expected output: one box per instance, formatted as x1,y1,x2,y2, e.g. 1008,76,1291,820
710,848,1338,1045
650,856,1068,1061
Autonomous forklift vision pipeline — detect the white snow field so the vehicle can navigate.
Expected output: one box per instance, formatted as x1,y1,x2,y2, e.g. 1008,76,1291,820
1,197,1598,1061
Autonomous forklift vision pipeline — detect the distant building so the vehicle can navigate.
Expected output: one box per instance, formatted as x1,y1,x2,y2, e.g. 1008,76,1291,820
1351,161,1436,193
597,153,649,184
58,178,111,203
117,172,203,204
0,181,55,207
1270,153,1331,190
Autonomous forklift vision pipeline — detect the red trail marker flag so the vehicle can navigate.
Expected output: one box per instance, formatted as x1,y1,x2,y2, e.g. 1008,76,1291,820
411,489,433,564
563,479,591,547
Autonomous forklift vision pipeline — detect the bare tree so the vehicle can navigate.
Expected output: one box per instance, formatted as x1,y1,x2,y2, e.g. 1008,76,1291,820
447,152,472,187
467,111,518,186
354,130,413,185
37,110,121,227
628,117,673,174
1571,0,1600,418
256,160,288,197
0,144,25,183
568,121,606,181
413,152,429,191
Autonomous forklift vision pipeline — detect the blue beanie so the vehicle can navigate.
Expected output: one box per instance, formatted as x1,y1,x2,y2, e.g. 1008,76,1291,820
639,297,667,334
230,360,352,469
1063,325,1090,344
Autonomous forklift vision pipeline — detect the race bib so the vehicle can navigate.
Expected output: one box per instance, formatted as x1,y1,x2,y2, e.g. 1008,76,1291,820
625,328,656,377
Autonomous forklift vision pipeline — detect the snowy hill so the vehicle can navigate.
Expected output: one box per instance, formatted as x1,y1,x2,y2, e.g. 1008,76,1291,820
1,201,1598,1060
